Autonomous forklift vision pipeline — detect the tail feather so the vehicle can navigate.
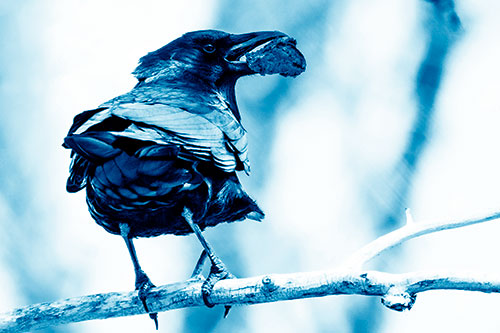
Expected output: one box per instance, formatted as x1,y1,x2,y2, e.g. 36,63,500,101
64,132,121,163
67,154,91,192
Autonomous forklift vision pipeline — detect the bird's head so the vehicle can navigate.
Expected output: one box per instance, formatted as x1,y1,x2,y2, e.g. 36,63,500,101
132,30,287,119
133,29,287,85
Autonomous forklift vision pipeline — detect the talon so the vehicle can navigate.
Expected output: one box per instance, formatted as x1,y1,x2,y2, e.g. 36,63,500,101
150,313,159,330
201,259,235,312
223,305,231,318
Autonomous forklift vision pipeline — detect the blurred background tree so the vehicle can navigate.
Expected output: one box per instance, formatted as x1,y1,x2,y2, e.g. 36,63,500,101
1,0,500,332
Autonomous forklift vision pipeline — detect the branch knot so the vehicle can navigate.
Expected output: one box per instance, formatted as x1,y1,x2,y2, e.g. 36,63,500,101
261,276,278,293
381,287,416,311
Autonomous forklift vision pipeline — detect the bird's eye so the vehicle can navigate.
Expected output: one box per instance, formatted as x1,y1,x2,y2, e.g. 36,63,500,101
203,44,216,54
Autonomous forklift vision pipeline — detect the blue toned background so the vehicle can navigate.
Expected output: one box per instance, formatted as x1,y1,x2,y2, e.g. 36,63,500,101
1,0,500,332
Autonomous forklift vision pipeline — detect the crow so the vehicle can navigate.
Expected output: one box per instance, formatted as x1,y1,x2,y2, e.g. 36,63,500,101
63,30,297,327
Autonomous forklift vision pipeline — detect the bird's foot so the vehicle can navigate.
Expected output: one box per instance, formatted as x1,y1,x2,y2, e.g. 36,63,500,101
202,256,235,318
135,269,159,330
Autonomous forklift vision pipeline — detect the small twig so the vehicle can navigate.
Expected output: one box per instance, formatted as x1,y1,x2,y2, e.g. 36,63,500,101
343,210,500,269
2,270,500,332
405,208,414,225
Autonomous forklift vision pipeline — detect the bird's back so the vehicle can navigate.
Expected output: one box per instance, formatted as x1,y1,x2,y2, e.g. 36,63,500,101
64,87,263,238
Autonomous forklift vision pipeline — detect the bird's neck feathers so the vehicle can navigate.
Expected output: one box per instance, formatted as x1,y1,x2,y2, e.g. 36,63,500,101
133,61,242,122
216,77,241,121
133,59,193,85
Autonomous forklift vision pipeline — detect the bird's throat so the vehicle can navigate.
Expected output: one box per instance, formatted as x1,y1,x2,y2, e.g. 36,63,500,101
217,77,241,121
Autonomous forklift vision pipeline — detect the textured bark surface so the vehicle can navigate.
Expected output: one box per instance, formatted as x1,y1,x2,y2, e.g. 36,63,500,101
3,209,500,331
2,271,500,332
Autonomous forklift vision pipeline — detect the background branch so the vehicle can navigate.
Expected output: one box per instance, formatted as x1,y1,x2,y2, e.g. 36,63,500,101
343,209,500,269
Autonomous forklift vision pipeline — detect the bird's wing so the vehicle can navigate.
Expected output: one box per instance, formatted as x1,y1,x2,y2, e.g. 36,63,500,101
67,102,249,173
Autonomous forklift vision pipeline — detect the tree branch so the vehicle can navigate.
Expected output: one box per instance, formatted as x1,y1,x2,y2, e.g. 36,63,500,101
343,209,500,269
3,209,500,332
2,270,500,332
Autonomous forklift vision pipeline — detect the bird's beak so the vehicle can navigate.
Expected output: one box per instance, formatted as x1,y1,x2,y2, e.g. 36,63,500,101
225,31,288,74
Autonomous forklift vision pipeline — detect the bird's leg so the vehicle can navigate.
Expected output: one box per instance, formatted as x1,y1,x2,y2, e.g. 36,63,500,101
190,250,208,278
182,208,234,315
120,223,159,330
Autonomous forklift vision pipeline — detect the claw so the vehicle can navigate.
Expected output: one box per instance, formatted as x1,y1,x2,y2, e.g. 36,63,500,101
150,313,159,330
201,258,235,316
223,305,231,318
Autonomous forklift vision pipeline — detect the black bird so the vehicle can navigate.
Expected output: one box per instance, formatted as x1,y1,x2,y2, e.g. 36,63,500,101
63,30,289,326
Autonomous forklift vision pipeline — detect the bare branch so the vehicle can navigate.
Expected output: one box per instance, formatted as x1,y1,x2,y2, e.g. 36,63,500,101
2,270,500,332
343,210,500,269
3,209,500,331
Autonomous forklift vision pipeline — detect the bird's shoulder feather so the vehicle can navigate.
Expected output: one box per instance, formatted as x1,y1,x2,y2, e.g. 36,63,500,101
66,95,249,173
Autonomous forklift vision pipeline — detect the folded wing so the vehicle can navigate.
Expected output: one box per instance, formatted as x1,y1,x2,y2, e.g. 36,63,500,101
64,101,250,193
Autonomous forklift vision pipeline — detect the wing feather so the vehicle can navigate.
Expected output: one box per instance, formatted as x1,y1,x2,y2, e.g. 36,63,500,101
68,101,250,172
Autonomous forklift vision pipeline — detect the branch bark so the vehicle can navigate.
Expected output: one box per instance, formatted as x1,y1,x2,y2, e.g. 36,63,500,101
3,270,500,332
2,209,500,332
